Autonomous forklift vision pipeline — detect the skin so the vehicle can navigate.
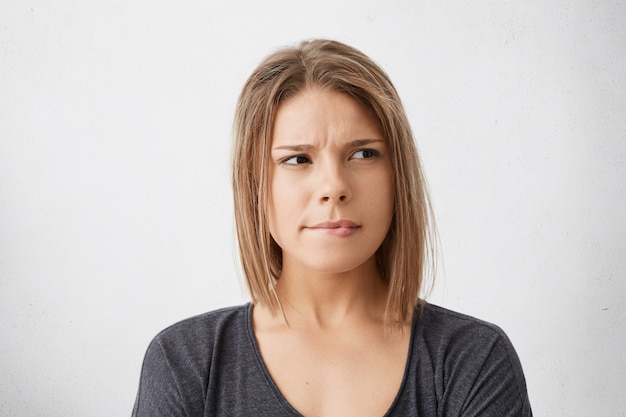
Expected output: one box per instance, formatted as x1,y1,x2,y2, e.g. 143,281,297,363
253,88,411,417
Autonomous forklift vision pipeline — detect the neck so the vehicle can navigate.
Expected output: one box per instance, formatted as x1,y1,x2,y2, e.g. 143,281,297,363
273,257,389,330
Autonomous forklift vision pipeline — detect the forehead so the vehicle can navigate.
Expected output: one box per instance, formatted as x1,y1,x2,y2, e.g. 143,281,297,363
271,88,383,146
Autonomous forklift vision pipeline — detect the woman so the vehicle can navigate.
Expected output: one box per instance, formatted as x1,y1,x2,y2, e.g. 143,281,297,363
132,39,532,416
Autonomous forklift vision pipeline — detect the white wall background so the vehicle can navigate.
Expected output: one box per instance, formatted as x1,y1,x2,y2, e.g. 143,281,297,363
1,1,624,416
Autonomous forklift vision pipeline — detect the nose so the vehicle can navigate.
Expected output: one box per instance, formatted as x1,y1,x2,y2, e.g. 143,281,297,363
318,160,352,204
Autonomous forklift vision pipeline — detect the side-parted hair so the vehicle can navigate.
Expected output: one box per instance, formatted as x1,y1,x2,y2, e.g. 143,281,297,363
232,39,436,325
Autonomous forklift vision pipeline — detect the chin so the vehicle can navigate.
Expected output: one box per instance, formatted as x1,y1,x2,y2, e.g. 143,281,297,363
303,253,377,275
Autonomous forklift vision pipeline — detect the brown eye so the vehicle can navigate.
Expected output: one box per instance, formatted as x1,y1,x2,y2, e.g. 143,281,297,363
283,155,311,165
353,149,379,159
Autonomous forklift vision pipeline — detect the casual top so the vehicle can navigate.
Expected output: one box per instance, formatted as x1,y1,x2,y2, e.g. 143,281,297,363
132,303,532,416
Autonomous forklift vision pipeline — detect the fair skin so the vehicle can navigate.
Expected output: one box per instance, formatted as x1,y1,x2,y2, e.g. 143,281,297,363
253,87,412,417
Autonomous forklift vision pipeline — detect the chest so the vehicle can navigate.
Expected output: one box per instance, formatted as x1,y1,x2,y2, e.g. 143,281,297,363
255,327,411,417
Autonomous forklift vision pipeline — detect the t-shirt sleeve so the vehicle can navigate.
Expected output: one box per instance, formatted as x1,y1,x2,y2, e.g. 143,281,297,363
131,336,190,417
421,306,533,417
451,326,533,417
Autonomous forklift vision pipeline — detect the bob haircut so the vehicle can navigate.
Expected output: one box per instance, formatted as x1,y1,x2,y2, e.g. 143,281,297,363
232,39,436,325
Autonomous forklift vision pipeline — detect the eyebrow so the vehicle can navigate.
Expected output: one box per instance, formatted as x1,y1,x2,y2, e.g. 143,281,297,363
272,139,385,151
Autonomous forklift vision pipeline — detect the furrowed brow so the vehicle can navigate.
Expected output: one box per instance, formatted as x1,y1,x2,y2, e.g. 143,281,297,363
345,139,385,148
272,139,384,152
272,144,314,152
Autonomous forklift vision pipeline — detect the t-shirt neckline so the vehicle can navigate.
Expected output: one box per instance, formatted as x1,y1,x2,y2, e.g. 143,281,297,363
243,302,418,417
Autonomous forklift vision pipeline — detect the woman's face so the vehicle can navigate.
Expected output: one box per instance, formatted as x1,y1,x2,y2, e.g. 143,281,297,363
267,88,394,276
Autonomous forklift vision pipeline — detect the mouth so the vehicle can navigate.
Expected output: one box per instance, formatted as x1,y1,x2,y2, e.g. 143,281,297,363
307,220,361,237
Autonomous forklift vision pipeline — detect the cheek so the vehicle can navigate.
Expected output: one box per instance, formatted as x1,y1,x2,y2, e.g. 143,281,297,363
370,168,395,212
267,176,303,243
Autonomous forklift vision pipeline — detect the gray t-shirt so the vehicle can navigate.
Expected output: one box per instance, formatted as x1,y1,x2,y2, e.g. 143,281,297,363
132,303,532,416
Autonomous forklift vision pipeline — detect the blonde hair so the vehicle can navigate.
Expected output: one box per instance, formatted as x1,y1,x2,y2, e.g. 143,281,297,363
232,39,436,324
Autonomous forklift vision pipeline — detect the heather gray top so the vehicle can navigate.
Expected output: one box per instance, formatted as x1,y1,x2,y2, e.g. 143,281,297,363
132,303,532,416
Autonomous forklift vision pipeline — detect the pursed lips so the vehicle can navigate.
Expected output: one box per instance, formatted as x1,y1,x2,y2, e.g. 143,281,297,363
307,220,360,237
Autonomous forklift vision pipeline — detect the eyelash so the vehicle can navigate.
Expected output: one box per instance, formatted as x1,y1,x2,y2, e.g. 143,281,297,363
280,149,380,165
352,149,380,159
281,155,311,165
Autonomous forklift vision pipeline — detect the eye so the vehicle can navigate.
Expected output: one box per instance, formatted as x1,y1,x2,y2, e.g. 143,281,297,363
282,155,311,165
352,149,380,159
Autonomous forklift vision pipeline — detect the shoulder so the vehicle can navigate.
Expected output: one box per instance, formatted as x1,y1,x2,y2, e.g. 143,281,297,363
150,303,250,350
411,303,533,416
141,303,254,377
416,302,524,375
132,304,252,416
418,303,512,346
142,303,251,378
